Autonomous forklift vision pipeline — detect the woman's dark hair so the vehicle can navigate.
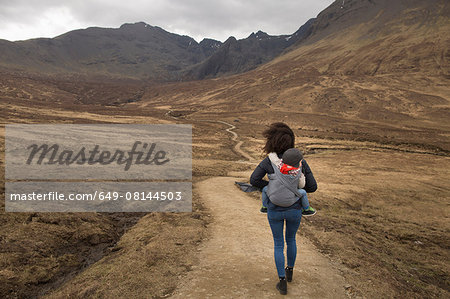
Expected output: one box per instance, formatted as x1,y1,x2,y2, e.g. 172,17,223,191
262,122,295,155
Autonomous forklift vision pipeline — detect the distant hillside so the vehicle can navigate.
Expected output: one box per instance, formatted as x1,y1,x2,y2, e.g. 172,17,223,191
284,0,450,76
0,22,223,80
0,0,447,80
184,32,291,79
0,20,315,80
138,0,449,152
184,19,315,79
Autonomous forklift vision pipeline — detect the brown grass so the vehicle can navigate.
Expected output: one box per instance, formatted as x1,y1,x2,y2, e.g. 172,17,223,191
45,196,209,299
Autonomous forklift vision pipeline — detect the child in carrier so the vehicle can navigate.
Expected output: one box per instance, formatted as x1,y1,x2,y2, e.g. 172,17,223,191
261,148,316,216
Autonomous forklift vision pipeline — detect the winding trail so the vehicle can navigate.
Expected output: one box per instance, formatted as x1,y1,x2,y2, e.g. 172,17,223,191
169,121,349,298
165,112,252,161
215,120,254,161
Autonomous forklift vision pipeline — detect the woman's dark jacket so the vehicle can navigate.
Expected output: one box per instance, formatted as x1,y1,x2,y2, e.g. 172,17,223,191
250,154,317,211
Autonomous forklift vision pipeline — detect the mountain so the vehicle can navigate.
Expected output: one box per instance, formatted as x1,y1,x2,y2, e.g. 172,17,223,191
184,17,319,79
286,0,449,76
0,0,447,81
183,29,305,79
0,22,222,80
136,0,449,152
199,38,223,57
186,0,449,79
0,21,312,80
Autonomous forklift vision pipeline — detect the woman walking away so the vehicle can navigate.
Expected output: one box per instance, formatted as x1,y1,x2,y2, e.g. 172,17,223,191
250,122,317,295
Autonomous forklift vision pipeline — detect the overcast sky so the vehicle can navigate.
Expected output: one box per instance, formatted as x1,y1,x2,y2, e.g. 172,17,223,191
0,0,334,42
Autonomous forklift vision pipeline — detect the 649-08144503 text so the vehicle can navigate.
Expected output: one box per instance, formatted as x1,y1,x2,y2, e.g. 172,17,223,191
8,191,184,201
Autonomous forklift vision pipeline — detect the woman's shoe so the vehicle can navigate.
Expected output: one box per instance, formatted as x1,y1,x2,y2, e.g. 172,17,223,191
276,278,287,295
285,267,293,282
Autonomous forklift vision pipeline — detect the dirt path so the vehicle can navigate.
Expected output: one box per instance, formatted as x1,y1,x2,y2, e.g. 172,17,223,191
215,120,254,161
170,175,349,298
170,120,349,297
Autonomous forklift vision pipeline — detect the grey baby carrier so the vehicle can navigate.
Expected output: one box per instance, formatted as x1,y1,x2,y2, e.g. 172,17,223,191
266,162,303,207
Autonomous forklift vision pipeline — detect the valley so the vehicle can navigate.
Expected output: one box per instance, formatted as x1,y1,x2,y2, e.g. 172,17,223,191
1,0,449,297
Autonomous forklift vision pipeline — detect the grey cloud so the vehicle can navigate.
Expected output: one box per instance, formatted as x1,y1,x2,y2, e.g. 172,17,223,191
0,0,334,42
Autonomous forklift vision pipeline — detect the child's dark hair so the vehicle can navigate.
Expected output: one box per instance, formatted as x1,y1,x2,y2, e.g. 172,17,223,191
262,122,295,155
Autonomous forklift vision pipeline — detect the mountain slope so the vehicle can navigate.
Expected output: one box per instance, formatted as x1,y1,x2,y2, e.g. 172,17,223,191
0,22,222,80
0,21,315,80
184,18,318,79
283,0,450,76
184,31,300,79
136,0,449,151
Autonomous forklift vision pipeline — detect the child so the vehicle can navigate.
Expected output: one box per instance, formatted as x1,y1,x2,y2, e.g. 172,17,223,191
261,149,316,216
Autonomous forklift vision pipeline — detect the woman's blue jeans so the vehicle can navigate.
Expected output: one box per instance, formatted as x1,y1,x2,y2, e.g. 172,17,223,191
267,208,302,278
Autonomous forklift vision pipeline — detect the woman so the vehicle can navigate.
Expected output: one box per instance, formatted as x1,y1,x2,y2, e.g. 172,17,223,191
250,122,317,295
